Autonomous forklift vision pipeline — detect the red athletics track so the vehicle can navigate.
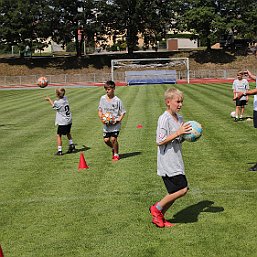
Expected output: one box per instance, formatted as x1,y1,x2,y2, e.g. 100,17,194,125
0,78,255,90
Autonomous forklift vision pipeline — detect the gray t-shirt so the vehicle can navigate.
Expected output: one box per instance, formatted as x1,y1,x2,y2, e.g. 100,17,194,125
156,111,185,177
53,96,72,126
98,95,126,132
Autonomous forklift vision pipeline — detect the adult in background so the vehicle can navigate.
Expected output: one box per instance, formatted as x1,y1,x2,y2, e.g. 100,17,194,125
236,69,257,171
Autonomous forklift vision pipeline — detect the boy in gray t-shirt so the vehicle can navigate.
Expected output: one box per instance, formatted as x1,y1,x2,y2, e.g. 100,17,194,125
45,87,75,156
149,88,191,228
98,80,126,161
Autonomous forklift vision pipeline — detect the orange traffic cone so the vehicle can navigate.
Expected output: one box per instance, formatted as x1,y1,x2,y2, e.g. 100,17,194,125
0,245,4,257
78,153,89,170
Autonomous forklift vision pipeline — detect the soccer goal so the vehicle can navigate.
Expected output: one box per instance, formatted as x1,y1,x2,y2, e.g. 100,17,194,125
111,57,190,85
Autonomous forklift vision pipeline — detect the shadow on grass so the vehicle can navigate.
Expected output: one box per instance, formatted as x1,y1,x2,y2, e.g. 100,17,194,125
0,124,13,127
119,151,142,159
64,145,91,155
169,200,224,224
0,123,19,129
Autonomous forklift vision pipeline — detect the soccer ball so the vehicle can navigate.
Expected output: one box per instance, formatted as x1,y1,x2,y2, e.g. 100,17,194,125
230,111,236,118
182,120,203,142
37,76,48,88
101,112,114,125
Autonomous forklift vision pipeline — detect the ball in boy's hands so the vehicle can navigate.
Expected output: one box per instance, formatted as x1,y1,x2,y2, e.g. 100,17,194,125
37,76,48,88
101,112,114,125
182,121,203,142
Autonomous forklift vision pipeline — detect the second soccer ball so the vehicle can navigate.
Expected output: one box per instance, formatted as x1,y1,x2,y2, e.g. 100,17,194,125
101,112,114,125
182,120,203,142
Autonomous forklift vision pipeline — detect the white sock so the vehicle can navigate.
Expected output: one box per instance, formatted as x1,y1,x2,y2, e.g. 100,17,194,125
58,146,62,152
69,139,73,145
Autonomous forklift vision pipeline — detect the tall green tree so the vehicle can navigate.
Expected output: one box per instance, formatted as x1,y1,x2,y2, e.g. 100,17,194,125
0,0,51,56
178,0,257,50
96,0,175,54
47,0,85,56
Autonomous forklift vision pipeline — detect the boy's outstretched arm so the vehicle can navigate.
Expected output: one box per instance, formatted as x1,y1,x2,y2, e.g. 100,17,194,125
45,96,54,106
235,88,257,100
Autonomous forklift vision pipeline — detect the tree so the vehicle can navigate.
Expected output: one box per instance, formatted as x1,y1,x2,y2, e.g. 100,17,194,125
47,0,85,56
178,0,257,50
96,0,176,54
0,0,52,56
95,0,139,54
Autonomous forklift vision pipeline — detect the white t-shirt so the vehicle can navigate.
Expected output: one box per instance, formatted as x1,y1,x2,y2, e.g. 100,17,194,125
53,96,72,126
232,78,249,101
98,95,126,132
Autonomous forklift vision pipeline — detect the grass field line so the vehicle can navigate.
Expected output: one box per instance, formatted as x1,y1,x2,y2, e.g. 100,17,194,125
1,188,257,206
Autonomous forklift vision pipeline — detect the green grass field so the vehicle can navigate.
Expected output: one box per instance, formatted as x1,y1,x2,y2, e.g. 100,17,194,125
1,83,257,257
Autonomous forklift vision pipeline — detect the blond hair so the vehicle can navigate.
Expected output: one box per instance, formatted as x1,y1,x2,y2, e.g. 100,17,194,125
56,87,65,98
164,88,184,101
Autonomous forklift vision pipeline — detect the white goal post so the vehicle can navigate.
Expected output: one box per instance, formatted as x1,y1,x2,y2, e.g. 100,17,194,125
111,57,190,85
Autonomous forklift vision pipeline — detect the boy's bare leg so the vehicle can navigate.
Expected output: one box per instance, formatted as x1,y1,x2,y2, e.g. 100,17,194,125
158,188,188,213
104,138,113,148
110,136,119,155
57,134,62,147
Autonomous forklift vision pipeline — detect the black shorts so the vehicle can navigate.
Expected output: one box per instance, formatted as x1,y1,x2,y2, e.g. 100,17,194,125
236,99,247,107
57,123,72,135
162,175,188,194
103,131,119,138
253,111,257,128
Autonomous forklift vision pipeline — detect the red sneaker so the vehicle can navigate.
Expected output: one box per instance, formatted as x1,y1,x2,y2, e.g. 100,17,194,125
149,205,164,228
163,219,175,227
112,155,120,161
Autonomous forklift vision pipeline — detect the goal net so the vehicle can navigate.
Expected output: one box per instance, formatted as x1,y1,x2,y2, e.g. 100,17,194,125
111,58,190,85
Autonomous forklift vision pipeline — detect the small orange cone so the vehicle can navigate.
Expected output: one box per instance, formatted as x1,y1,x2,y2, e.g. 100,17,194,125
78,153,89,170
0,245,4,257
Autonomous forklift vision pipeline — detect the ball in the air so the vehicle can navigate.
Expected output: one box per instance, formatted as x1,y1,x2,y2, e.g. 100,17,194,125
37,76,48,88
183,120,203,142
101,112,114,125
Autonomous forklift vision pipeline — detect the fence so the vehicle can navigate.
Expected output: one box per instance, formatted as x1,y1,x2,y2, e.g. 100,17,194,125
0,69,256,86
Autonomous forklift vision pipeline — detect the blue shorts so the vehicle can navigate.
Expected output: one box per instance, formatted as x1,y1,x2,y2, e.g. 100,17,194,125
162,175,188,194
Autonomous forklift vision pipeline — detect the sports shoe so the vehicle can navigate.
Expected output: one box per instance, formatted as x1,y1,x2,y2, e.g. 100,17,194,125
149,205,164,228
234,118,239,122
249,163,257,171
55,151,63,156
112,155,120,161
67,144,76,153
163,219,175,227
